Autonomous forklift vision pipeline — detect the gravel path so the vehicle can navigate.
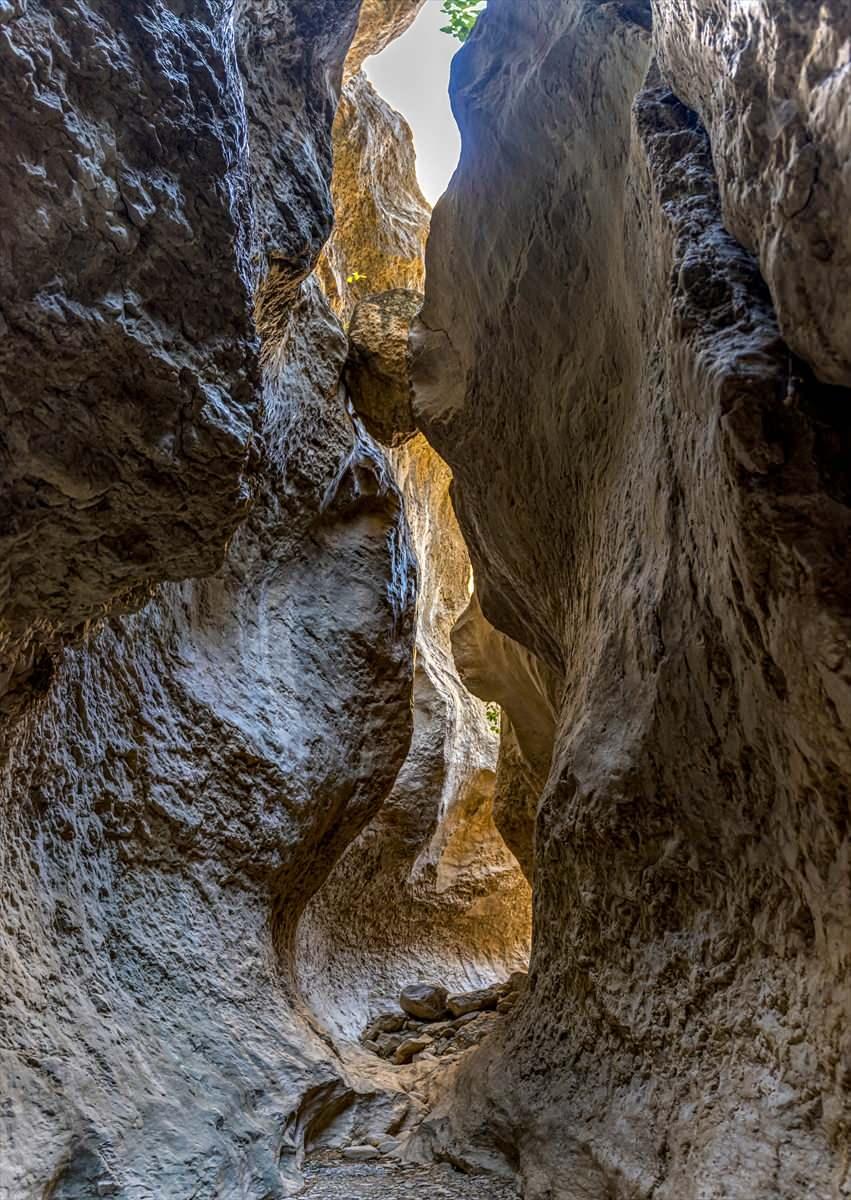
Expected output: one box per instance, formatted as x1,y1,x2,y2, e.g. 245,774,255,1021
301,1153,520,1198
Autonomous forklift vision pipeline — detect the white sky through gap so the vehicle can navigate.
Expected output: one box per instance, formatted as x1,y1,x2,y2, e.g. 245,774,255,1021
364,3,462,206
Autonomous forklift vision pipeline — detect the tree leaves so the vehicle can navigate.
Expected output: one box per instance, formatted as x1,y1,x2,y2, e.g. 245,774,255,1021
440,0,487,42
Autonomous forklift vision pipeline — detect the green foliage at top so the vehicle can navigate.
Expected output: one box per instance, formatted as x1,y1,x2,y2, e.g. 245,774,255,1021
485,701,501,736
440,0,487,41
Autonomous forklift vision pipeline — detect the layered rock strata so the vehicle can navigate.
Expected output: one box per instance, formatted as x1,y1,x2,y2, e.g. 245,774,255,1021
412,1,851,1196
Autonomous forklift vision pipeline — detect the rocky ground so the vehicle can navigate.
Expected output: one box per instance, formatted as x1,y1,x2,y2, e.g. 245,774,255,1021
301,1153,519,1199
359,975,526,1064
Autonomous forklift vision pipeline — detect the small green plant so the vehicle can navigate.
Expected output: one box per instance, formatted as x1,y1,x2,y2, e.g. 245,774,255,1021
346,270,368,285
440,0,486,42
485,701,501,736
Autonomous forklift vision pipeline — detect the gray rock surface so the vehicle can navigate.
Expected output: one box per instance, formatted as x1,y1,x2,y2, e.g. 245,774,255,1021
0,0,365,714
412,0,850,1196
0,3,421,1197
655,0,851,386
400,984,450,1021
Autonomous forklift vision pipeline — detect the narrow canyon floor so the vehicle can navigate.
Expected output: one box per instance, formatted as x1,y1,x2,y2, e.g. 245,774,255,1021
301,1154,519,1199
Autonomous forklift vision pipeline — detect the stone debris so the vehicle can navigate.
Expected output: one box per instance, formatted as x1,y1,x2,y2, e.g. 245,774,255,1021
362,975,527,1064
301,1152,520,1199
399,982,450,1020
342,1145,382,1162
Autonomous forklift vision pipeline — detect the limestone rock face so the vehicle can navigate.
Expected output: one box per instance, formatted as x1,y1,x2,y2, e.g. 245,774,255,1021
0,272,416,1200
0,2,421,1196
413,0,851,1195
0,0,363,712
451,590,560,879
655,0,851,386
297,8,530,1066
347,289,422,445
345,0,426,79
319,71,429,323
296,434,531,1044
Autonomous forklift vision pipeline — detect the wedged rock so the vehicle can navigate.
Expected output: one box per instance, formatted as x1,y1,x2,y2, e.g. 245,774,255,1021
393,1034,434,1065
400,983,449,1021
446,984,503,1018
346,289,423,446
362,1012,408,1041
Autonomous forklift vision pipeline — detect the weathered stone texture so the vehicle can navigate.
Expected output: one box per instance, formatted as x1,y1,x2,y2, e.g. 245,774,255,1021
0,2,421,1196
0,271,416,1200
347,288,422,446
345,0,427,79
413,0,851,1195
654,0,851,386
318,71,429,323
0,0,367,711
296,434,531,1046
299,12,530,1067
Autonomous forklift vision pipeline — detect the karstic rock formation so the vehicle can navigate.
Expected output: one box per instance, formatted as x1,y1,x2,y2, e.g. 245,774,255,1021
1,0,849,1198
412,1,851,1196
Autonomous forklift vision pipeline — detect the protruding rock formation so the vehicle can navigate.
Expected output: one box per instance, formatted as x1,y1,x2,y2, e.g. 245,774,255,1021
346,289,422,446
412,1,851,1196
0,0,371,715
0,4,420,1197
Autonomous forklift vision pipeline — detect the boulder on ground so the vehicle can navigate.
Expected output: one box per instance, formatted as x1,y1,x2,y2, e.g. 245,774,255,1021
446,982,503,1017
393,1034,433,1064
399,982,449,1021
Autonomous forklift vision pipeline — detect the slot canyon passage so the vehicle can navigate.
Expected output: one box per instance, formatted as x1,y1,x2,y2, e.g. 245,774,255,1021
0,0,849,1196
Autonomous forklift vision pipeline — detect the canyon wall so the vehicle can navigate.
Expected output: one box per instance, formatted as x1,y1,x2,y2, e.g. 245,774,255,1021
0,3,422,1197
413,1,850,1196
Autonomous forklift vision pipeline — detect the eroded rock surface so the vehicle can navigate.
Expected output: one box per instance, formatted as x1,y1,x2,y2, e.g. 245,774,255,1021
347,289,422,446
296,1,530,1075
0,0,366,712
412,1,851,1196
0,3,420,1197
655,0,851,386
318,71,429,322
